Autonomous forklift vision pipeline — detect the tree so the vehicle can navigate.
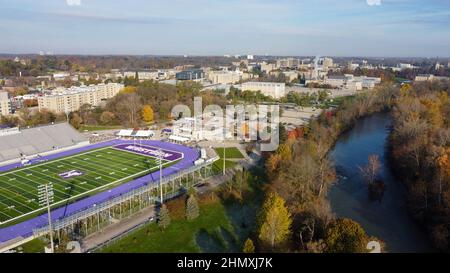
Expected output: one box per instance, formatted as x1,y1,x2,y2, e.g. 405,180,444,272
116,93,142,126
258,192,292,249
358,154,381,185
243,238,255,253
142,105,154,123
69,113,82,129
99,111,115,125
276,143,292,161
158,204,171,230
186,194,199,220
324,218,369,253
122,86,137,93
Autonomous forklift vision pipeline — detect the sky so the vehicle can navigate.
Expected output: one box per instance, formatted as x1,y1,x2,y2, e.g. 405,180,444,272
0,0,449,57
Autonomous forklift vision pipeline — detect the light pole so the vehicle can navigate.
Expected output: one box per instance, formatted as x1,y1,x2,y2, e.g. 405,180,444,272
223,146,226,175
38,183,54,253
159,148,163,204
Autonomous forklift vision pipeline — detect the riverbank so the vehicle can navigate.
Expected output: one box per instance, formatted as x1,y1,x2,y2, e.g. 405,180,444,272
328,112,433,252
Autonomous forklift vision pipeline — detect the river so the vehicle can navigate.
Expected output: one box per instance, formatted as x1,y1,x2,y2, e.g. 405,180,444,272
328,112,433,252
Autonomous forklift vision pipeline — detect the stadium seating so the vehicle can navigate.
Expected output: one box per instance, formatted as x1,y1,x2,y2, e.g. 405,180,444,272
0,123,87,163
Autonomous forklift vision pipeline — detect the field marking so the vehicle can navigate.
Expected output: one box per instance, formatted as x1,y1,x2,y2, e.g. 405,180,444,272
0,146,178,224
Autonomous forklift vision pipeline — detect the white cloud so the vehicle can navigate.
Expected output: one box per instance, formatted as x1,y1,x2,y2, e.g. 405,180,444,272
66,0,81,6
367,0,382,6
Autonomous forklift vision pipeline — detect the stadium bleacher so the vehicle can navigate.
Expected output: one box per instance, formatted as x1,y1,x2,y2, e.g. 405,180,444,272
0,123,87,163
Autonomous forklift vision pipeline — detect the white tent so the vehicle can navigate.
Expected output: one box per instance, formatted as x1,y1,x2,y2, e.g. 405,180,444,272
134,130,154,138
169,135,190,143
117,129,134,137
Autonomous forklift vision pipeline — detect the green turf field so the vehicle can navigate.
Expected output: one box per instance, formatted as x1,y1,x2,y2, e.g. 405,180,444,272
0,147,171,224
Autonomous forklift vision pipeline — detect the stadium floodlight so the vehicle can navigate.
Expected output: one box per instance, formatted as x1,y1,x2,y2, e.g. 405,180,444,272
223,146,226,175
38,183,55,253
158,148,163,203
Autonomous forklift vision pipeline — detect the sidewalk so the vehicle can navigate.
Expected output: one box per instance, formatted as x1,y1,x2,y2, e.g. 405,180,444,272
81,206,155,252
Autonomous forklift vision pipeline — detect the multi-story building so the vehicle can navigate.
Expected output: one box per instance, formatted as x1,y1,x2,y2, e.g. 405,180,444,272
37,83,124,113
176,69,204,81
260,62,276,73
137,71,159,81
207,70,243,84
240,82,286,99
0,91,12,116
276,58,300,69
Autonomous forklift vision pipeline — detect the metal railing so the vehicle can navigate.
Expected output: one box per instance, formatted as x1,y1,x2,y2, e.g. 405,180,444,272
33,158,218,236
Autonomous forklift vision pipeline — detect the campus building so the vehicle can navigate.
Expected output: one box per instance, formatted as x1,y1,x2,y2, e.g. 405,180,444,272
0,91,12,116
241,82,286,99
176,69,204,81
37,83,124,113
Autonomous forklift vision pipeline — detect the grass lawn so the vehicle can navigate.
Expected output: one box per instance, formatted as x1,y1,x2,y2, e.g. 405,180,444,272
212,159,237,174
15,238,47,253
100,197,240,253
214,147,244,159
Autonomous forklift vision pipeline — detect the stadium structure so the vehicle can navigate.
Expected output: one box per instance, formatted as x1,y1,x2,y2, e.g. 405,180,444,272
0,123,218,252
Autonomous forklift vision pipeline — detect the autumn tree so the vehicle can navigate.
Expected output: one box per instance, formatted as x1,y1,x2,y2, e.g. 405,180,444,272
324,218,370,253
99,111,115,125
142,105,154,123
258,192,292,249
69,112,83,129
243,238,255,253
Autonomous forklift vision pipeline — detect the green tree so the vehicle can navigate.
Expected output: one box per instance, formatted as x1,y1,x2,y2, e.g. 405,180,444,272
258,192,292,249
324,218,369,253
243,238,255,253
186,194,199,220
158,204,171,230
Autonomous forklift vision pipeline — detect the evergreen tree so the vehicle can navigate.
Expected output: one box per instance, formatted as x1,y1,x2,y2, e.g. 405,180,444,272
158,204,171,230
186,194,199,220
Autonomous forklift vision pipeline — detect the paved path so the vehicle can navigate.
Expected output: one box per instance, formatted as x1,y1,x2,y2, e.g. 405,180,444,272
81,206,155,252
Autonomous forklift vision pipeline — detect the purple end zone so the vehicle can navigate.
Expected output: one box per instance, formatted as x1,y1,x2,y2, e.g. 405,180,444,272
113,144,183,161
0,140,199,244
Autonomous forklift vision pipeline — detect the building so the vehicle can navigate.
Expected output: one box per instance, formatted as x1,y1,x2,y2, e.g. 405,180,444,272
176,69,204,81
37,83,124,113
324,74,381,90
0,91,12,116
260,62,276,73
415,74,450,82
137,71,159,81
240,82,286,99
276,58,300,69
207,70,243,84
324,75,346,87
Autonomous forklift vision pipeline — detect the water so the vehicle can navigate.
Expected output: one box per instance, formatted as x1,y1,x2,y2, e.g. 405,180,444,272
329,112,433,252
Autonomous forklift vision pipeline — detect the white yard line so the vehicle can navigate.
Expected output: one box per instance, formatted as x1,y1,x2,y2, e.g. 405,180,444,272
0,152,177,225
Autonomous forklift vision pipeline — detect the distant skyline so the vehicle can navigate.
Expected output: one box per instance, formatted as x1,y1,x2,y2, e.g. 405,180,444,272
0,0,449,57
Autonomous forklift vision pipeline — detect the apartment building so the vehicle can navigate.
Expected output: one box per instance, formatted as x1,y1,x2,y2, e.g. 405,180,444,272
241,82,286,99
38,83,124,113
0,91,12,116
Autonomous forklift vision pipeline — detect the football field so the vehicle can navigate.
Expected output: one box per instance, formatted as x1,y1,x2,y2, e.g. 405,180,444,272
0,145,176,224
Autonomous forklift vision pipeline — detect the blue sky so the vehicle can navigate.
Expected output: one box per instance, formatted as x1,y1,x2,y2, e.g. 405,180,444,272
0,0,449,57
